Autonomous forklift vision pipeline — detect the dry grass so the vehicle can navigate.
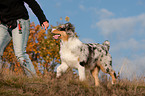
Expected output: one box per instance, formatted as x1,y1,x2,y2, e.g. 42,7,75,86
0,70,145,96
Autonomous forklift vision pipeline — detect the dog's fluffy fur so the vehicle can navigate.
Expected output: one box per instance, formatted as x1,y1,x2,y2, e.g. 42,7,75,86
51,23,117,86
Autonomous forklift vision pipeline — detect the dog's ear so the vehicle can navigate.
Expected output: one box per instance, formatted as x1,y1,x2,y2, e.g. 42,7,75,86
65,22,75,32
57,24,66,31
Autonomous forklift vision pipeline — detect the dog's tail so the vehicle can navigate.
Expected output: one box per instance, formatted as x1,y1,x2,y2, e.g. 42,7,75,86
103,40,110,51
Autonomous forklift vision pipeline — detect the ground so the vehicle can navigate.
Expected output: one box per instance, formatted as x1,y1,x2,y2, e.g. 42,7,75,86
0,70,145,96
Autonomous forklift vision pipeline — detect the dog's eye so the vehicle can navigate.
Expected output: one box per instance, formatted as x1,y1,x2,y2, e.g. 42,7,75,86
67,32,72,36
58,28,65,31
67,33,71,35
61,28,66,31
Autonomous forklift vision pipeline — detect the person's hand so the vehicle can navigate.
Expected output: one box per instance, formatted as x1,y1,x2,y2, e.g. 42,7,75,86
42,21,49,30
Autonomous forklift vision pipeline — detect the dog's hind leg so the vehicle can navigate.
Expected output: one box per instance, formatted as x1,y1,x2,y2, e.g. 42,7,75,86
97,56,117,85
98,62,117,85
56,62,68,78
91,66,100,86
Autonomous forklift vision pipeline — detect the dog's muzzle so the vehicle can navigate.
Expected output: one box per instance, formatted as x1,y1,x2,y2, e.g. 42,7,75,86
51,29,61,39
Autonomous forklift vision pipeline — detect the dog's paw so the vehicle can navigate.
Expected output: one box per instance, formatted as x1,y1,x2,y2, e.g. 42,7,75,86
56,76,60,79
56,73,61,79
112,81,116,85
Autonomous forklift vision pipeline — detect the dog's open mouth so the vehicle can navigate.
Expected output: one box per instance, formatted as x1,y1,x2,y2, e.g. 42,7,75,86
53,34,61,39
51,29,61,39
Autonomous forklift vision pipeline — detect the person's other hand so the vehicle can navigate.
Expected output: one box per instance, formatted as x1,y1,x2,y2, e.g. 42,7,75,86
42,21,49,30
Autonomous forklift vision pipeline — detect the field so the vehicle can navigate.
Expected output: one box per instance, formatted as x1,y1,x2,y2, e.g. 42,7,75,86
0,69,145,96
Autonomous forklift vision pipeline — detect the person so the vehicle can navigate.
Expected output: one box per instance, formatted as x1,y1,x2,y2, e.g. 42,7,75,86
0,0,49,77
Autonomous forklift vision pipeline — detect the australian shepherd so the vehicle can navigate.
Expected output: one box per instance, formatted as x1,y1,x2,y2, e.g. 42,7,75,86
51,23,117,86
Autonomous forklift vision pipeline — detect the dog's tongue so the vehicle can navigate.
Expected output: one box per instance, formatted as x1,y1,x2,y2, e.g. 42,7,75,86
53,35,60,39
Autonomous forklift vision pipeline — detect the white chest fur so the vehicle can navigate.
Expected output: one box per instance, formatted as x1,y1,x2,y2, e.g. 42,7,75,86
60,37,83,67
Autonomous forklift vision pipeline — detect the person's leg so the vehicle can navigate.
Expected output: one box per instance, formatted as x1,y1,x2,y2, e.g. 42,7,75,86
0,24,11,70
0,56,3,72
12,19,36,77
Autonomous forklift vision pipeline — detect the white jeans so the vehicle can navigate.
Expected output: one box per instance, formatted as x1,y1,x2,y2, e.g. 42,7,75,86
0,19,36,76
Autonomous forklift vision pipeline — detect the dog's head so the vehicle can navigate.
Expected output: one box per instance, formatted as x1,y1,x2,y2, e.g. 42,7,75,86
51,23,75,41
57,22,75,32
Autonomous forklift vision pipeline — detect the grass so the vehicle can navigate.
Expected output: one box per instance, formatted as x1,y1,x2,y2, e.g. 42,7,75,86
0,70,145,96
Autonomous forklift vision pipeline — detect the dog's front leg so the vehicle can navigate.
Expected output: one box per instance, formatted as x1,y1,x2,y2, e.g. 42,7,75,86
56,62,68,78
78,65,86,81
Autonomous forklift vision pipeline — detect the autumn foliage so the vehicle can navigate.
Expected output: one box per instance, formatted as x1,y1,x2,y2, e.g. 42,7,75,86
2,22,61,75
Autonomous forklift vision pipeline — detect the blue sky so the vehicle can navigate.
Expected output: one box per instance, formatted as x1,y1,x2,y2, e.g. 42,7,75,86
26,0,145,79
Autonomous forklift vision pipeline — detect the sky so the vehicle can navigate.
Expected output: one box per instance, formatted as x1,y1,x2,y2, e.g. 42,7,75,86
26,0,145,79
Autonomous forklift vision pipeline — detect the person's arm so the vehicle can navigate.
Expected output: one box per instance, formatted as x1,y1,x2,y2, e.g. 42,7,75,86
24,0,49,29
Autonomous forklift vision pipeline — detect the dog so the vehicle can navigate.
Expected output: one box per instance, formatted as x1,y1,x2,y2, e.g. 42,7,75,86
51,23,117,86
